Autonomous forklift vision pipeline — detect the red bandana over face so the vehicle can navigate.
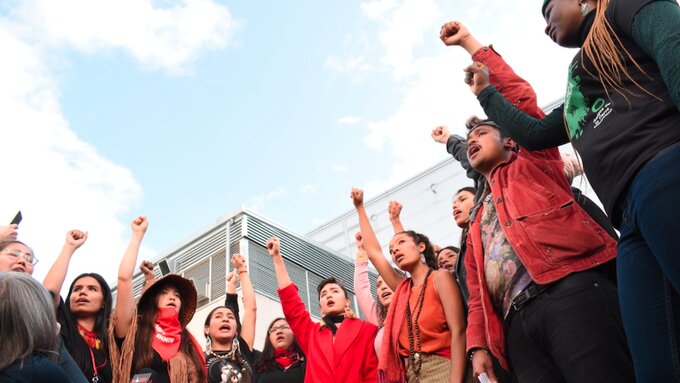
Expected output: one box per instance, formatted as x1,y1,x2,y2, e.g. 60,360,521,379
152,307,182,361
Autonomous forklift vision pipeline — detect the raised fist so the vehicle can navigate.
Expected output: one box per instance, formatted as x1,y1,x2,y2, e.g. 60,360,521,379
139,260,155,282
351,188,364,207
431,125,452,144
65,230,88,249
388,200,403,221
439,21,470,46
464,62,490,96
231,253,247,273
266,237,281,257
131,216,148,234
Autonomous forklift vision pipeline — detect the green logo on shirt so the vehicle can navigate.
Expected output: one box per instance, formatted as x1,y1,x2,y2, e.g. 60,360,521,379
564,62,588,139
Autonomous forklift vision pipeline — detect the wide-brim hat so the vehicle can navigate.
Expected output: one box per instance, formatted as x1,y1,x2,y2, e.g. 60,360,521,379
137,274,197,326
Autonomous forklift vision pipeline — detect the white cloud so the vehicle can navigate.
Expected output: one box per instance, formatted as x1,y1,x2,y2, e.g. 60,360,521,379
300,184,317,194
0,24,148,288
248,187,287,212
337,115,363,125
13,0,241,74
361,0,398,20
0,0,239,291
338,0,576,193
324,55,371,75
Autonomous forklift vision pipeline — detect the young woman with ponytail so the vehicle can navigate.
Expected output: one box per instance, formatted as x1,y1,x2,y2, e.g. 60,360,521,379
462,1,680,381
352,188,466,383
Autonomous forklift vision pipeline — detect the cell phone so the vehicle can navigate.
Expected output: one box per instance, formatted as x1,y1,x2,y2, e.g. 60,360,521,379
158,260,171,276
478,372,492,383
130,373,152,383
10,211,22,225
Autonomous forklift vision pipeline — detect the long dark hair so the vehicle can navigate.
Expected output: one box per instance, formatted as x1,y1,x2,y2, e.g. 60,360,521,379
133,282,206,381
203,305,238,343
375,268,406,325
253,318,304,373
60,273,112,377
395,230,437,270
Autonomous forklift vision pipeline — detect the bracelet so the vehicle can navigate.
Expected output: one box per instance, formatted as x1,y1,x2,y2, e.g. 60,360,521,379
238,269,248,274
468,348,490,361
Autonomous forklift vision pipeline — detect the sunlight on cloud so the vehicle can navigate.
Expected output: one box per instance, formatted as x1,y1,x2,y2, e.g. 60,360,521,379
337,116,363,125
0,0,239,289
248,187,287,212
0,24,150,288
300,184,317,194
340,0,576,193
15,0,241,74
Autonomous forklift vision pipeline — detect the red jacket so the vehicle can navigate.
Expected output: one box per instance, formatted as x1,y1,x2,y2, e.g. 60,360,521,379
464,47,618,369
278,283,379,383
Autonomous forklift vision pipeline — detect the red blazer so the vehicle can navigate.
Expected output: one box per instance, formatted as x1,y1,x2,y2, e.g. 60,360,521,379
278,283,379,383
464,47,617,369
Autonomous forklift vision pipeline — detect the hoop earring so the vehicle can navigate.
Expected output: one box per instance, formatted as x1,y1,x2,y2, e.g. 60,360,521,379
580,2,591,16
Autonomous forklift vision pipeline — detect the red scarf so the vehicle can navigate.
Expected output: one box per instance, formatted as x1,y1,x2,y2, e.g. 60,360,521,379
78,324,102,350
378,279,410,383
152,308,182,361
273,348,299,368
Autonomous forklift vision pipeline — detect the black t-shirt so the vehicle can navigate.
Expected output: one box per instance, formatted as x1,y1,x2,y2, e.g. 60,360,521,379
57,299,113,383
205,336,257,383
255,359,306,383
564,0,680,225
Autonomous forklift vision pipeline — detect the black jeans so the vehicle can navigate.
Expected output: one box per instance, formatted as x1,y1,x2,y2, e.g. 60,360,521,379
505,270,635,383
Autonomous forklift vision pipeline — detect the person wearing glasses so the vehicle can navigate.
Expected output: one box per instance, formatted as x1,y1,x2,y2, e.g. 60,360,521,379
253,318,305,383
0,240,88,383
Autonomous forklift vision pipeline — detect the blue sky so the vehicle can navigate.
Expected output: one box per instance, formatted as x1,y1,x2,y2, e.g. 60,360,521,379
1,0,577,286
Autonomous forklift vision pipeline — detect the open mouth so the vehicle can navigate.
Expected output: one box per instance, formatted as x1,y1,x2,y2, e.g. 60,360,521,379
11,266,26,273
167,302,177,308
219,324,232,332
468,145,481,158
453,208,462,217
75,298,90,304
394,254,404,264
327,300,335,308
381,291,392,300
276,335,285,342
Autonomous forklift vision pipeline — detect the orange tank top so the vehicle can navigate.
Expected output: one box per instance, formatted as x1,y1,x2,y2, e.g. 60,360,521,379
397,272,451,357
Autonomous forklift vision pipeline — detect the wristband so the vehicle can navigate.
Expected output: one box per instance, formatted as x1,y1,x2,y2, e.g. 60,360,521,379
468,348,490,361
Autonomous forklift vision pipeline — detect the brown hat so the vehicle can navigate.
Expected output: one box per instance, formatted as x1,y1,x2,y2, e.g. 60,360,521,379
137,274,197,326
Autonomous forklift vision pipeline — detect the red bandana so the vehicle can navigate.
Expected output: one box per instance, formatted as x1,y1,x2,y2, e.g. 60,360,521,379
152,308,182,361
273,348,299,369
78,324,102,350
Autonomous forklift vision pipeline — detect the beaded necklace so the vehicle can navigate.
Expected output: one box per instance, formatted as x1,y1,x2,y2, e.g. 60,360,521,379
405,268,433,379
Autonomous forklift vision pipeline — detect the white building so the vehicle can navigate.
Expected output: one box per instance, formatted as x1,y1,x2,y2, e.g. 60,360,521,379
120,156,472,350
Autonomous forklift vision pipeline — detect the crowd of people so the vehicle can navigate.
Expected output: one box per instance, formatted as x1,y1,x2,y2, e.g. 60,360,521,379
1,0,679,382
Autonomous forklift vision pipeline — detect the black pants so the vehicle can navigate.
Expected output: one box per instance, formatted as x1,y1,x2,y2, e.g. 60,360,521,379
505,270,635,383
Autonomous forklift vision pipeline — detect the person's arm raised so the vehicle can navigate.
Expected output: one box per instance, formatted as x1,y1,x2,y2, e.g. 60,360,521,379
267,237,292,289
440,20,483,56
387,200,405,234
352,188,405,291
114,216,148,338
232,253,256,351
43,230,88,307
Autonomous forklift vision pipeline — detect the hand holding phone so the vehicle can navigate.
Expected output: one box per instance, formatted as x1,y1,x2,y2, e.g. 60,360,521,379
478,372,492,383
10,211,22,225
